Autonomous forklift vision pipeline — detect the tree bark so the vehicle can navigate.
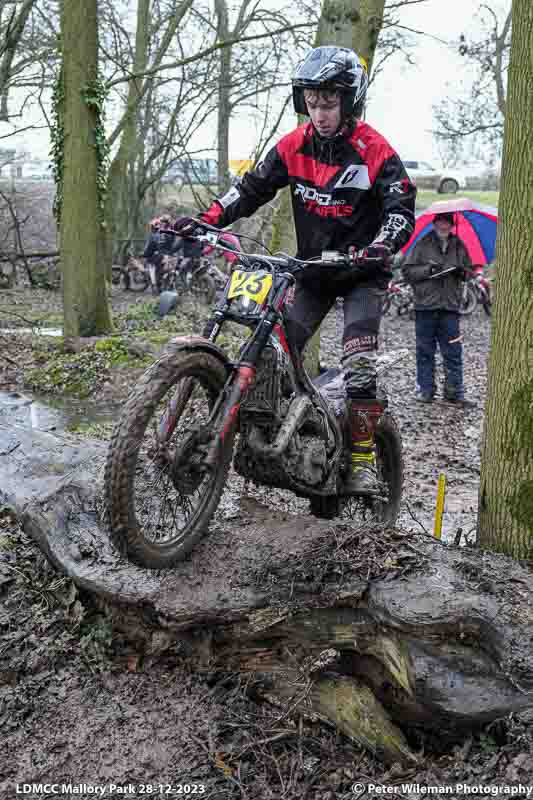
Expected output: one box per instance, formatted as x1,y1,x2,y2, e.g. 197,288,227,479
477,0,533,559
60,0,111,337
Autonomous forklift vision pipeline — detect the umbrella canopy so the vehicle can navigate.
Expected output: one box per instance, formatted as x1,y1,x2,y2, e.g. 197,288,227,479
402,198,498,265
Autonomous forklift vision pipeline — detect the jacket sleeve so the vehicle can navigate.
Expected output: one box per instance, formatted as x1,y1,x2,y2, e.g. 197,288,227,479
371,155,417,254
143,233,156,260
402,240,432,283
201,144,289,228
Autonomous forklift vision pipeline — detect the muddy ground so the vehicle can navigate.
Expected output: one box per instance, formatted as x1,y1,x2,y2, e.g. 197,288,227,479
2,288,533,799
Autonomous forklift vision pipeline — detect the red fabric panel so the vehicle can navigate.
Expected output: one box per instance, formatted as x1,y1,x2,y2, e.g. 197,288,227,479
349,121,396,184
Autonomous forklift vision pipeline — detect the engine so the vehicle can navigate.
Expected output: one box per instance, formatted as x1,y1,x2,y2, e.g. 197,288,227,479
233,342,329,490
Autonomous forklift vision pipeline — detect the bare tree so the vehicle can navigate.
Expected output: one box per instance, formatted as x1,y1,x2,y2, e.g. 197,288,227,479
433,1,511,165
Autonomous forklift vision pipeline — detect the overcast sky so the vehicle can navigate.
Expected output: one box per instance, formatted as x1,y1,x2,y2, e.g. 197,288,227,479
236,0,508,166
4,0,508,168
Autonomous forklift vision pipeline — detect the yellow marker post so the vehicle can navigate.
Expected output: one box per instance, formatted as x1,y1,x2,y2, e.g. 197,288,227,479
434,473,446,539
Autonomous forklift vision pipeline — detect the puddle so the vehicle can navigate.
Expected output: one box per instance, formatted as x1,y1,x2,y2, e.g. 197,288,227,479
0,327,63,337
0,390,119,433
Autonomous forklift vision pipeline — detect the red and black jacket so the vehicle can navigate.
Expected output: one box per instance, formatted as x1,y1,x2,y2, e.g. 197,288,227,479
203,120,416,261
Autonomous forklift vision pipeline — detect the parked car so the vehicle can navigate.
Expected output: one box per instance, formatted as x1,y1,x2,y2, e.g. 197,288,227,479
403,160,467,194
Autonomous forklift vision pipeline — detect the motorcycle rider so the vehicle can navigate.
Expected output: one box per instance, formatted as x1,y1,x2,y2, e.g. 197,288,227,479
173,46,416,494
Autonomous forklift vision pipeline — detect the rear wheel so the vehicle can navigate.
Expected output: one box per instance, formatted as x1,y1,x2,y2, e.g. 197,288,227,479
192,273,216,304
381,294,392,315
309,414,403,525
104,349,235,569
128,260,150,292
459,282,477,315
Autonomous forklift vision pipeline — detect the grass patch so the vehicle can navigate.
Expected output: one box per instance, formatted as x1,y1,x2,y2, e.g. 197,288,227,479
416,190,499,212
66,420,115,440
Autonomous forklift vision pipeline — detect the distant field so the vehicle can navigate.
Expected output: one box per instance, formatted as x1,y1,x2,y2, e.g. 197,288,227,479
416,190,499,212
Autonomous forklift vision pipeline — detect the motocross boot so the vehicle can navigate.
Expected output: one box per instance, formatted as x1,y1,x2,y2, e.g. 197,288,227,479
344,399,384,495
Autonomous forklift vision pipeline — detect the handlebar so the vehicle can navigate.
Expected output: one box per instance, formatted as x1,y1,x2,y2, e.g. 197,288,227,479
158,218,390,275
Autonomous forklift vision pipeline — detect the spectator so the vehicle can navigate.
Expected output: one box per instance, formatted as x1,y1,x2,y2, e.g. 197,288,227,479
172,215,205,286
402,212,474,407
143,214,178,294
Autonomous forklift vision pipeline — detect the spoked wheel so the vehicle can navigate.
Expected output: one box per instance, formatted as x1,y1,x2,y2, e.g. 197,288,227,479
104,350,234,569
191,273,216,305
310,414,403,524
459,282,477,316
111,266,127,288
341,414,403,525
381,295,392,315
128,262,150,292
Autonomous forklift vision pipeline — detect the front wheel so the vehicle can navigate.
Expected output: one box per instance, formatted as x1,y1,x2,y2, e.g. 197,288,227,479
104,349,235,569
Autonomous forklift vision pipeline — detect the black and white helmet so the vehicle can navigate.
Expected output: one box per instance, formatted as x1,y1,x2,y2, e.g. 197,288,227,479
292,46,368,120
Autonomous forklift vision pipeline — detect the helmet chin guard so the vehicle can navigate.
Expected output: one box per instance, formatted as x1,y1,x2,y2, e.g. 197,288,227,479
292,46,368,121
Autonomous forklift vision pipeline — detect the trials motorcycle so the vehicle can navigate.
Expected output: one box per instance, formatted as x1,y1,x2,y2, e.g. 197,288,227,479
104,222,403,569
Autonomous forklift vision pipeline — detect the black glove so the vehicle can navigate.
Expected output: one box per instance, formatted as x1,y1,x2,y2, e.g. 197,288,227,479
172,216,204,238
349,243,392,269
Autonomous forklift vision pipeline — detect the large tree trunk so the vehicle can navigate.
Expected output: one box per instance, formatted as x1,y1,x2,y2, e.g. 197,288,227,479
269,0,386,376
477,0,533,560
60,0,111,337
2,420,533,766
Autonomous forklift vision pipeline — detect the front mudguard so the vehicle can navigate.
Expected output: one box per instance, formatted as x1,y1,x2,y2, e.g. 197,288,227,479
167,335,231,371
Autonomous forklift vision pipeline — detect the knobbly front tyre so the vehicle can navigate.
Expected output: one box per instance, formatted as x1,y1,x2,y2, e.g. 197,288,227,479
104,349,235,569
309,413,403,525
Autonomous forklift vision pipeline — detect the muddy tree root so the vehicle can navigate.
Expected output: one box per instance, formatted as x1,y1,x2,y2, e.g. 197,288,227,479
2,422,533,765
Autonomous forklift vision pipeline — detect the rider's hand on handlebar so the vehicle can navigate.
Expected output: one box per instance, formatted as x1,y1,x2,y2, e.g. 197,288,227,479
172,216,204,238
349,243,392,269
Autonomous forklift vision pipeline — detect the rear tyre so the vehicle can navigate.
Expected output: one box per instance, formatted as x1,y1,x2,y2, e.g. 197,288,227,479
459,282,477,315
192,273,216,305
381,295,392,315
104,349,235,569
309,494,340,520
309,414,403,525
129,264,150,292
340,414,403,526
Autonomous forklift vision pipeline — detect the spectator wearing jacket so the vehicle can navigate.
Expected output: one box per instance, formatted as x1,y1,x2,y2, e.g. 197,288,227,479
173,46,416,494
173,217,204,282
402,212,473,406
143,214,178,294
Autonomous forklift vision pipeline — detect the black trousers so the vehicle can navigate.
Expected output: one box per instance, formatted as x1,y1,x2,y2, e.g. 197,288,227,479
284,278,385,399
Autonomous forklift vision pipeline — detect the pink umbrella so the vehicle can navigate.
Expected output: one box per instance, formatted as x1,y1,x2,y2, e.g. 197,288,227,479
403,198,498,265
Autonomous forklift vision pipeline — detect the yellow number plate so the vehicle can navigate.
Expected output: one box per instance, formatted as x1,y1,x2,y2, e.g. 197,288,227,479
227,270,273,305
